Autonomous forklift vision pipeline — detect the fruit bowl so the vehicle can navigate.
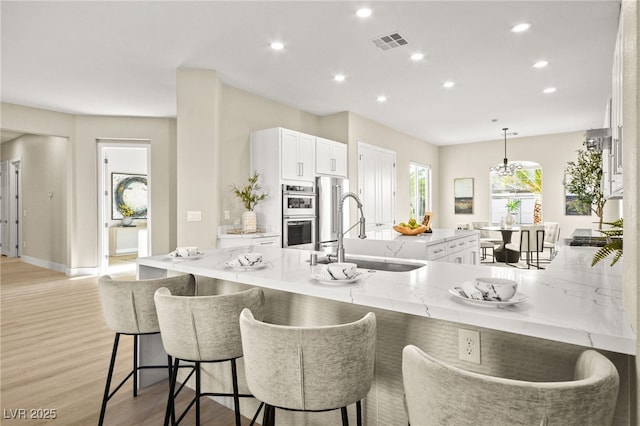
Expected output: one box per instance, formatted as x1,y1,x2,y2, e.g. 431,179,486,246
393,224,428,236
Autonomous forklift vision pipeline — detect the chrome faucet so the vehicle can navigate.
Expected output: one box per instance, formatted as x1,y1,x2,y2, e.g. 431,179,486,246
336,192,367,263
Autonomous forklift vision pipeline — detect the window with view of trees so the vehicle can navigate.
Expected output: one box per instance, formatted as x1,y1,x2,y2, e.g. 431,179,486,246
490,161,542,225
410,162,431,219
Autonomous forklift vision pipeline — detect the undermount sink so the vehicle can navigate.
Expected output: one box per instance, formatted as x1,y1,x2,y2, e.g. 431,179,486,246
317,255,425,272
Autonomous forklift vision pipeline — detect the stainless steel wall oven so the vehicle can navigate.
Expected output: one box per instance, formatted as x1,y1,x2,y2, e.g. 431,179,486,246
282,184,316,249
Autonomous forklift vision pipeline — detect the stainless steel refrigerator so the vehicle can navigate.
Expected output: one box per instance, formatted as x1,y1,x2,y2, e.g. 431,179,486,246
316,176,349,251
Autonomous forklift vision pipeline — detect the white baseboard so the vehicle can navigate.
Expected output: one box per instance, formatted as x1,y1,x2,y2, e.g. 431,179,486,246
19,255,67,274
19,255,101,277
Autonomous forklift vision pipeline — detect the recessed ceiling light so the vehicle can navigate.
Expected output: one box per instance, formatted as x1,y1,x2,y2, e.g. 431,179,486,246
533,60,548,68
377,95,387,102
443,81,455,88
410,53,424,61
356,8,372,18
511,23,531,33
270,42,284,51
543,87,557,94
334,74,346,82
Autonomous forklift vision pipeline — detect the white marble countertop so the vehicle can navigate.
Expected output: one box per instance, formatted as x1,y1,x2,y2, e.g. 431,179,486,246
137,244,634,355
359,228,476,244
217,231,280,239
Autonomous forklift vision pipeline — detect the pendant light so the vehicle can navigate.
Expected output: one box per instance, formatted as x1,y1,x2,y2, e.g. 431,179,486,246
490,128,522,176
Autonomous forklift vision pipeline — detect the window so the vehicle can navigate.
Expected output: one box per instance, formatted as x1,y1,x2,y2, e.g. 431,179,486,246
410,162,431,219
490,161,542,225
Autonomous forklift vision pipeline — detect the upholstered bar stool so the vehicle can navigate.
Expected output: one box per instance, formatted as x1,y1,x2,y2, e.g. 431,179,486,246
402,345,619,426
154,287,265,426
239,309,376,426
97,274,196,426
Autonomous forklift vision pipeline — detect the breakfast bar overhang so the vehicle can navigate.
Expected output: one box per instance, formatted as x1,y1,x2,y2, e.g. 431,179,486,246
136,245,634,425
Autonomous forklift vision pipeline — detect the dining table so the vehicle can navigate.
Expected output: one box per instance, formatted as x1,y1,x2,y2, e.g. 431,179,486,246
481,226,521,263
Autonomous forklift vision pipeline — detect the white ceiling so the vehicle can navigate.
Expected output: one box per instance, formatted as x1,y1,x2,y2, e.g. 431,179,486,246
0,1,620,146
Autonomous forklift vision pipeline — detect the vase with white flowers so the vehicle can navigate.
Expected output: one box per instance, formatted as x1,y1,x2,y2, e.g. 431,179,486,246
231,171,268,233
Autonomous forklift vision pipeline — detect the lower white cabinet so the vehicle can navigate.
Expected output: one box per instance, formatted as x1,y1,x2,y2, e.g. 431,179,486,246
218,235,281,249
427,234,479,265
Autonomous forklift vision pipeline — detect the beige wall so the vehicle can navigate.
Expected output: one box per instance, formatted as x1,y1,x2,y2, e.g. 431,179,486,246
437,131,622,236
619,0,639,420
1,134,68,267
1,103,176,272
346,112,440,226
217,84,320,226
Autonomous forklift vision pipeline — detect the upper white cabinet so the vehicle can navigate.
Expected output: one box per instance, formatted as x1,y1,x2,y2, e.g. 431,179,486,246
280,129,316,182
603,13,623,198
316,137,347,177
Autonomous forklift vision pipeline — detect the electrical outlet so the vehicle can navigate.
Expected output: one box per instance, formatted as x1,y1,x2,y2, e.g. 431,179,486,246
458,329,481,364
224,210,230,220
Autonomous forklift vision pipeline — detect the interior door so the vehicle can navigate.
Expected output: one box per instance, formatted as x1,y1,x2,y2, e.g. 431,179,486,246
357,142,396,235
0,161,8,255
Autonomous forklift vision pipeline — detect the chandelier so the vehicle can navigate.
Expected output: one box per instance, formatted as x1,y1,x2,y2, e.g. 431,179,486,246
490,128,522,176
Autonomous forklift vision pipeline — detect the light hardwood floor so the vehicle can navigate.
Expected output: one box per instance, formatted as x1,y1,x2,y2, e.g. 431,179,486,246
0,257,254,425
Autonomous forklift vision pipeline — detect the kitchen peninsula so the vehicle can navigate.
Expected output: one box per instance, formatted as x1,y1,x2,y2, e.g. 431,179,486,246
137,242,633,425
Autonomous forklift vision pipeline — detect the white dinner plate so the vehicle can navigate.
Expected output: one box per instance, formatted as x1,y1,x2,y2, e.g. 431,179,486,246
167,253,204,261
449,287,528,307
312,272,366,285
224,261,269,272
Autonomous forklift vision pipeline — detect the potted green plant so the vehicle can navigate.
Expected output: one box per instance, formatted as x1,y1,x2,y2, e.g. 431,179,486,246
231,171,268,233
564,146,606,229
503,198,521,228
592,219,623,267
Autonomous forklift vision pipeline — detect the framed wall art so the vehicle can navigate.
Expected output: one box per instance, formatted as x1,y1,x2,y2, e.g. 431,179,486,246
454,178,474,214
112,173,148,219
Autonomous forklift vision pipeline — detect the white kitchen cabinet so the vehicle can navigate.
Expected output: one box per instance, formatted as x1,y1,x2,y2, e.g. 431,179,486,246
426,241,448,261
603,13,623,199
280,128,315,182
316,137,347,177
218,234,281,249
345,229,480,265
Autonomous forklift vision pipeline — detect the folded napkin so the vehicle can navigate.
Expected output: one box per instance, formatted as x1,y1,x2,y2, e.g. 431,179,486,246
459,281,484,300
169,247,200,258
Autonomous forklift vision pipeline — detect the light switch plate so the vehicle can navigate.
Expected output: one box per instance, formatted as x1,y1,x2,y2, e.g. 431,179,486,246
187,211,202,221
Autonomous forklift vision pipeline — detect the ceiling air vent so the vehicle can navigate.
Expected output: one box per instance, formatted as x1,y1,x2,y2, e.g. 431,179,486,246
372,32,408,51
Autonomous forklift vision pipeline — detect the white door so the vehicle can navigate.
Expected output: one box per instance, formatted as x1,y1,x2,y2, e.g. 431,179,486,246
0,161,8,256
357,142,396,235
7,160,21,257
98,141,150,274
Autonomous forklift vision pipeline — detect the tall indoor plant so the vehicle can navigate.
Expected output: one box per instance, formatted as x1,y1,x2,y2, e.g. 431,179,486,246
564,146,606,229
231,171,268,233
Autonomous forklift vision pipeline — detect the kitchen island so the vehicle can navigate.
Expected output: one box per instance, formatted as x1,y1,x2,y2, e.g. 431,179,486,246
137,244,633,425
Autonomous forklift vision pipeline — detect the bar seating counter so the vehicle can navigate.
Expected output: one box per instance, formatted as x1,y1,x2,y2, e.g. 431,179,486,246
137,244,634,425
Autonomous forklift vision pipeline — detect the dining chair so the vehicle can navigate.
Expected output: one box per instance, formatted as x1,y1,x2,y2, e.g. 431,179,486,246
506,224,545,269
543,222,561,259
471,221,501,262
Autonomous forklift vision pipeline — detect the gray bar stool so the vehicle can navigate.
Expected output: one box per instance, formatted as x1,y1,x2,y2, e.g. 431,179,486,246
239,309,376,426
154,287,265,426
402,344,619,426
97,274,196,426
